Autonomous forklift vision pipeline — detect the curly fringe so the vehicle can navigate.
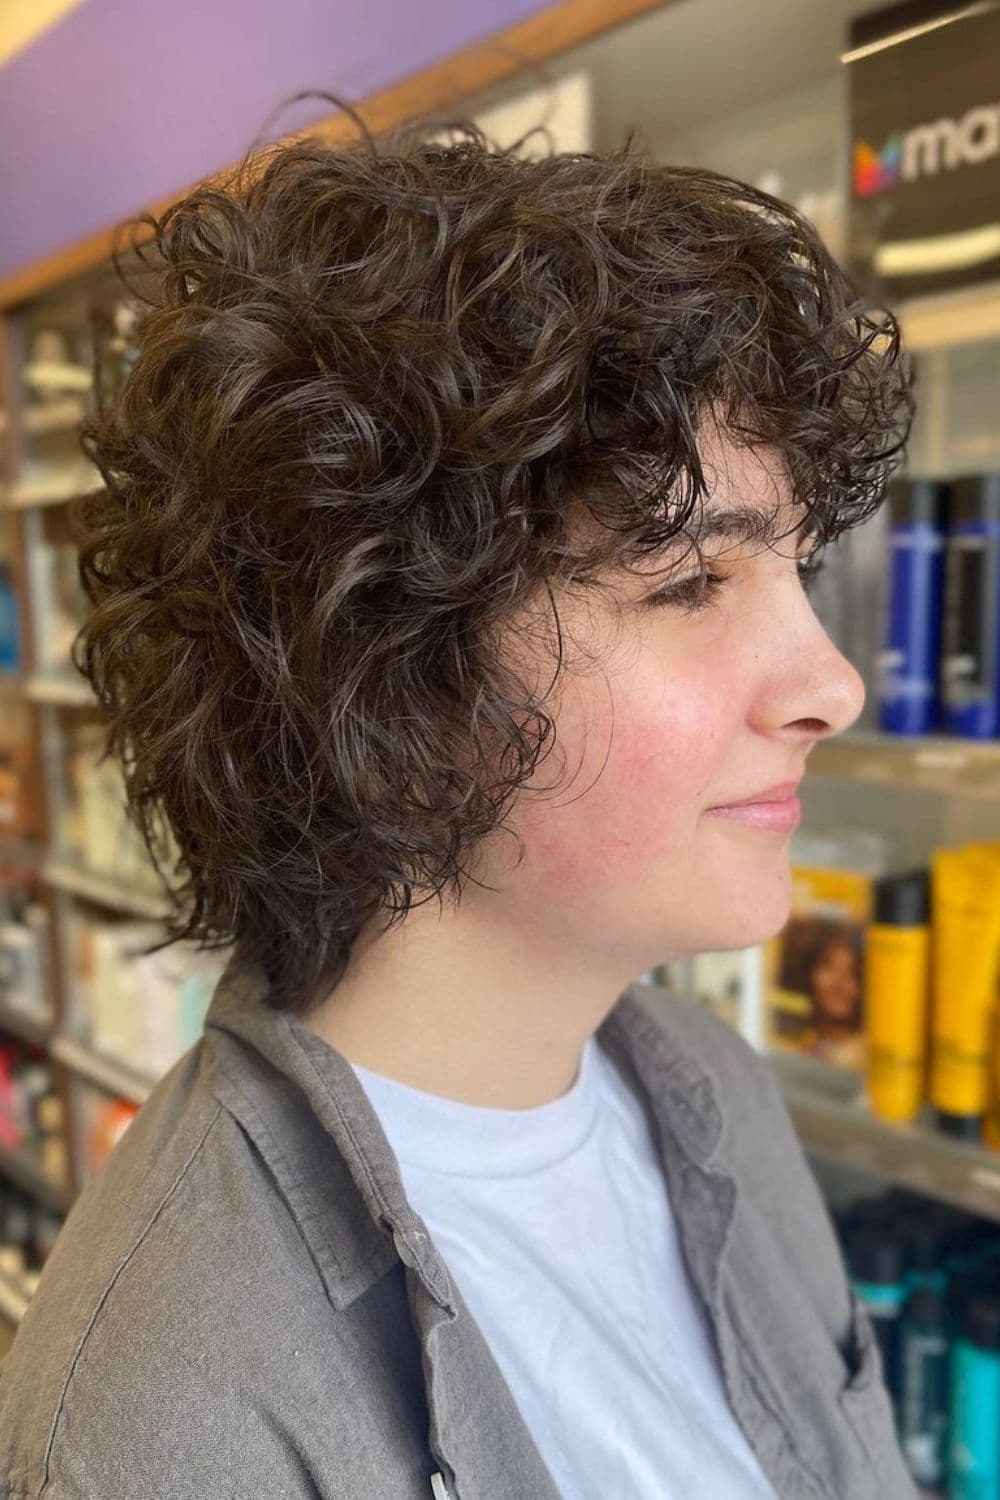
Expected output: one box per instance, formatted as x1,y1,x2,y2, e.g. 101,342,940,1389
70,94,915,1015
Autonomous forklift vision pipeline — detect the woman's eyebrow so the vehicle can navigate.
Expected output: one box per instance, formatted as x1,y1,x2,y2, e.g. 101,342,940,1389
695,506,817,546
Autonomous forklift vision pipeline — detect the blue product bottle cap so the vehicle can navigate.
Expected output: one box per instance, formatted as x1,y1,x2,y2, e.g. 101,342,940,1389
873,868,930,925
950,471,1000,526
888,477,950,527
935,1109,984,1142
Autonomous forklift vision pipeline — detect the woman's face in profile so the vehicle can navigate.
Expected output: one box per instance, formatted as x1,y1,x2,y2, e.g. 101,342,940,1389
479,422,867,975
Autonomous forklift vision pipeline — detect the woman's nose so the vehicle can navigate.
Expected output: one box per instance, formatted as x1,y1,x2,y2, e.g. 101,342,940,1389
758,617,867,744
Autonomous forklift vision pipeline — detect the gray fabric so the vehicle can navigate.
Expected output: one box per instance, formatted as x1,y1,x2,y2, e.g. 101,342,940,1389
0,955,918,1499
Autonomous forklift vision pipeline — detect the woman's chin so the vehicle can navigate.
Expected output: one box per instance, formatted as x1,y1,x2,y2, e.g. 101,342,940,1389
704,887,792,954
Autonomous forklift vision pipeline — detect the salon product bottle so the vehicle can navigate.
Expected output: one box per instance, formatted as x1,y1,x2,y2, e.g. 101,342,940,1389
898,1281,950,1490
986,994,1000,1152
876,479,948,735
901,1212,951,1295
948,1290,1000,1499
929,843,1000,1140
865,868,931,1122
940,472,1000,739
847,1222,908,1405
942,1222,999,1307
0,560,20,672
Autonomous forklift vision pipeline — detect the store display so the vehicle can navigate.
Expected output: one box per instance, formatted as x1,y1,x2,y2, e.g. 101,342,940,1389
26,538,91,676
66,906,226,1078
846,0,1000,303
0,1178,63,1283
56,719,180,892
832,1190,1000,1496
0,898,52,1022
0,1038,65,1189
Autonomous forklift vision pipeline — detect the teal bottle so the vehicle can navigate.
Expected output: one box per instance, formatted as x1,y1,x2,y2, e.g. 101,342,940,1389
898,1281,950,1488
948,1291,1000,1499
896,1214,952,1490
848,1223,908,1404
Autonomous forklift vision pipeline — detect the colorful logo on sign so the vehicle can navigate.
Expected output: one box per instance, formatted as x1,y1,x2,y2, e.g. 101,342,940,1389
853,134,903,196
854,102,1000,197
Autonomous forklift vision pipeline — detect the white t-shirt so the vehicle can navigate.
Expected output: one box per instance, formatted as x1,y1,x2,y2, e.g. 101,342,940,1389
350,1033,780,1499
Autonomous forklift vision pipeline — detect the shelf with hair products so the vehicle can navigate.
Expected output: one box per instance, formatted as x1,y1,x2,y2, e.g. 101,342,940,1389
656,771,1000,1227
0,253,233,1333
808,1171,1000,1499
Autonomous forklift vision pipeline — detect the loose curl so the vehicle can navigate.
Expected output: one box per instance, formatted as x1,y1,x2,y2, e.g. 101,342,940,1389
71,94,915,1016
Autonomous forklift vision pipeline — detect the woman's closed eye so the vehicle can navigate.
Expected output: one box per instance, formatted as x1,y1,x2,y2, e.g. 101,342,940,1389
642,550,827,616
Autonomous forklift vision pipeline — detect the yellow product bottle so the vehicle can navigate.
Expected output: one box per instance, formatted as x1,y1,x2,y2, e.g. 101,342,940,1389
984,996,1000,1152
929,843,1000,1141
865,869,931,1123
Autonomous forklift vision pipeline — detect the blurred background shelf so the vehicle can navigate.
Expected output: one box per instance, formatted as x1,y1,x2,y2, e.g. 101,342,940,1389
769,1050,1000,1225
22,672,94,707
0,993,53,1048
0,1265,31,1327
809,729,1000,800
41,857,172,921
0,1141,71,1216
49,1033,156,1107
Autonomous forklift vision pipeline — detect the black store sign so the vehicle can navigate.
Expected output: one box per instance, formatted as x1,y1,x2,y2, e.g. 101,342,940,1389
847,0,1000,302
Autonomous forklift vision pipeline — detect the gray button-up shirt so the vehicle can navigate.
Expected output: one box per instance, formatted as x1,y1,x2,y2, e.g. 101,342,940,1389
0,957,917,1499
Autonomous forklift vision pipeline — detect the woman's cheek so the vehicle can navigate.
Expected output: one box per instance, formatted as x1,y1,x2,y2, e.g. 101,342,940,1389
508,674,725,897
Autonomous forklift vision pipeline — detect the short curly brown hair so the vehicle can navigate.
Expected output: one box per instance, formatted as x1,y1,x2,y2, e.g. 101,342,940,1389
71,95,914,1016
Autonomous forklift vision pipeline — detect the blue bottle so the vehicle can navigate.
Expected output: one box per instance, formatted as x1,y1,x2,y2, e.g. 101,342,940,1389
876,478,948,736
940,472,1000,740
0,559,21,673
948,1290,1000,1499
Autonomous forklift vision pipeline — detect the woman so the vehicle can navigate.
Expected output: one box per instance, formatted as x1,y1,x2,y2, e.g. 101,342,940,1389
0,97,917,1499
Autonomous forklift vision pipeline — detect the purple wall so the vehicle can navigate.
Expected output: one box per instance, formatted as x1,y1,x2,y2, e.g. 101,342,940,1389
0,0,549,285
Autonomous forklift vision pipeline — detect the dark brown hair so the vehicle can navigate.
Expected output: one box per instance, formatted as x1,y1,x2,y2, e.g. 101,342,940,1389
71,95,915,1016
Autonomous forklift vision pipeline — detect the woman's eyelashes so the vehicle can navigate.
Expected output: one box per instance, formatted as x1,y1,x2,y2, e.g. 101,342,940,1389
642,550,827,615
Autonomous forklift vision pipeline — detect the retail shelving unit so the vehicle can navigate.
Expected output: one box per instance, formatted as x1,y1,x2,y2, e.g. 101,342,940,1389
770,1049,1000,1224
0,251,226,1344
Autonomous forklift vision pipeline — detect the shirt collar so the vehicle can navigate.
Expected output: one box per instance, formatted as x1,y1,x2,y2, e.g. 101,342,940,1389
202,953,724,1313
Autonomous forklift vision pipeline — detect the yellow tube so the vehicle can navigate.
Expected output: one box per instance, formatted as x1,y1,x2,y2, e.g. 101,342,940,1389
929,844,1000,1133
865,907,931,1124
985,998,1000,1153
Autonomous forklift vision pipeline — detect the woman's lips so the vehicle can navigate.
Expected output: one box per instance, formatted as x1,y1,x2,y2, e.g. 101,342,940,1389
704,795,802,833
